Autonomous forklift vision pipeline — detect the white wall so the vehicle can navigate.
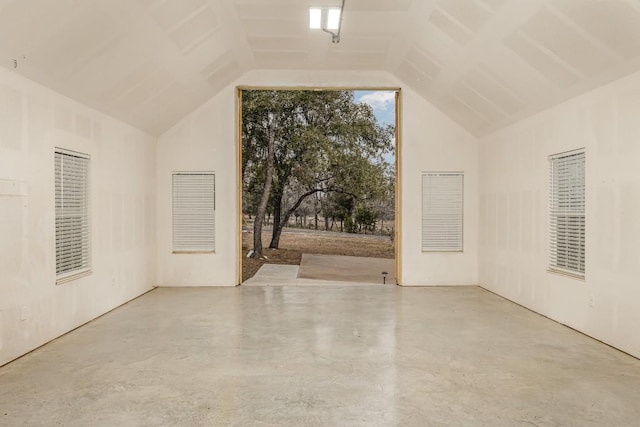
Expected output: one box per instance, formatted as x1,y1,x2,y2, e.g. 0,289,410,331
401,89,479,286
156,70,479,287
156,81,238,286
479,70,640,359
0,68,157,366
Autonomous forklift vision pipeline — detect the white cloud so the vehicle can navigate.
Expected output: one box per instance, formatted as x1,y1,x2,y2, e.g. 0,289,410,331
358,91,395,112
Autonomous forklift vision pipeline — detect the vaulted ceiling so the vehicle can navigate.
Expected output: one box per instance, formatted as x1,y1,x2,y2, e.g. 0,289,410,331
2,0,640,137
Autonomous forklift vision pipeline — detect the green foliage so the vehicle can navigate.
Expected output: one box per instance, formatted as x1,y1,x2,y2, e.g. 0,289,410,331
344,215,356,234
354,205,377,233
241,89,395,243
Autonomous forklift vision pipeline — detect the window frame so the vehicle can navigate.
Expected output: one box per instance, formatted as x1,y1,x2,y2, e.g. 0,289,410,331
548,148,586,279
172,172,216,254
55,148,91,284
421,171,464,252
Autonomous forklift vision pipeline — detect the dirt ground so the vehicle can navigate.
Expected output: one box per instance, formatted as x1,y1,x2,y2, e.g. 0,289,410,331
242,229,394,282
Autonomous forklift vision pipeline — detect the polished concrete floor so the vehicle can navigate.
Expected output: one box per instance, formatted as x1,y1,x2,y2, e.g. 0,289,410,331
1,286,640,426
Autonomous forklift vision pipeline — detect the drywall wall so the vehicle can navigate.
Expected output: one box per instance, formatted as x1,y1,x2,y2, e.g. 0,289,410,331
156,70,479,286
479,70,640,358
401,88,479,285
0,68,157,366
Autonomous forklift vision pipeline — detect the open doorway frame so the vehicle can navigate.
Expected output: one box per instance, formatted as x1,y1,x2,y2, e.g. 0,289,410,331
235,86,402,285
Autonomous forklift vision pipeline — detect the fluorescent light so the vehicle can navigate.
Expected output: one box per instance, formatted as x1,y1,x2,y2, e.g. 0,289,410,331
309,8,322,29
326,8,341,30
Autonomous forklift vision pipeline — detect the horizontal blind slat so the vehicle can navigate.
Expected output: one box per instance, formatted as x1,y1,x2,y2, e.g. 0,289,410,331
549,150,585,276
55,150,91,277
173,173,216,251
422,172,463,252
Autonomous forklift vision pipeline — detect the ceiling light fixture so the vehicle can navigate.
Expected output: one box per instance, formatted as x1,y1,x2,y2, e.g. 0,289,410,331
309,8,322,29
309,0,345,43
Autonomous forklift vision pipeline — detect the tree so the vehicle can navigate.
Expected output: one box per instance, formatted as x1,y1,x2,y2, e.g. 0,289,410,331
242,91,298,258
242,90,395,254
355,205,377,234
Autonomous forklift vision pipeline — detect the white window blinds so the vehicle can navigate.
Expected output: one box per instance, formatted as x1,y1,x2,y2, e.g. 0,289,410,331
172,173,215,252
549,149,585,277
422,172,464,252
55,149,91,280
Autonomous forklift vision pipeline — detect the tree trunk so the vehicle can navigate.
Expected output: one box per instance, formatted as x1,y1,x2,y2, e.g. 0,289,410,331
251,130,275,258
314,213,318,230
324,215,329,231
270,188,325,248
270,191,283,247
270,223,284,248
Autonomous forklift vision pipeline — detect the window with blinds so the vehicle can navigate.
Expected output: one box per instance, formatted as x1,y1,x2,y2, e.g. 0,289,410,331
55,149,91,281
172,173,215,253
422,172,464,252
548,149,585,278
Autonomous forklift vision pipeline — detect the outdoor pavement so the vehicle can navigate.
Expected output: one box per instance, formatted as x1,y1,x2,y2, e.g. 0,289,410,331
243,254,394,286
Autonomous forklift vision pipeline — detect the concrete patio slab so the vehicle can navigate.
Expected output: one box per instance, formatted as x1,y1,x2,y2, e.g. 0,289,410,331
242,264,299,286
297,254,395,284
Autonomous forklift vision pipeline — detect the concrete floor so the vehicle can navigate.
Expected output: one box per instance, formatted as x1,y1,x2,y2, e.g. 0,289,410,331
1,286,640,426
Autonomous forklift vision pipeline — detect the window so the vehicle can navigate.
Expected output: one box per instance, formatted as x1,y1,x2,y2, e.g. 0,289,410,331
172,173,215,252
55,149,91,282
422,172,464,252
548,149,585,278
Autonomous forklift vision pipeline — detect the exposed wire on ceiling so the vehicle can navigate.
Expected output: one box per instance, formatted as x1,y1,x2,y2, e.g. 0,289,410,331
322,0,346,43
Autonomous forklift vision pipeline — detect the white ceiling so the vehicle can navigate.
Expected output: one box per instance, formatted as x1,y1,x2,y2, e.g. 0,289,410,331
2,0,640,136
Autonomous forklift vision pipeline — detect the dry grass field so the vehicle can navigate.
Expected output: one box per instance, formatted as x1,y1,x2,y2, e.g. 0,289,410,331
242,229,394,282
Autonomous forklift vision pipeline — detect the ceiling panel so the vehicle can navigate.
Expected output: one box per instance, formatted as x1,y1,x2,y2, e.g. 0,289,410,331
235,3,301,20
438,95,491,134
346,0,413,12
241,18,307,37
1,0,640,137
396,59,436,86
326,51,388,68
248,36,308,51
428,9,471,46
520,7,615,76
332,35,393,53
405,45,443,80
552,0,640,60
143,0,207,30
437,0,492,33
506,32,580,88
112,68,174,112
13,5,120,80
451,82,507,123
477,0,507,12
168,7,221,52
253,51,309,67
462,68,525,115
102,61,160,102
200,51,237,79
205,60,242,92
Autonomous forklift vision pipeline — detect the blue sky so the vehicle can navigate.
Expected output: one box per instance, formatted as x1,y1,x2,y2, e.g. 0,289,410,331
354,90,396,163
354,90,396,127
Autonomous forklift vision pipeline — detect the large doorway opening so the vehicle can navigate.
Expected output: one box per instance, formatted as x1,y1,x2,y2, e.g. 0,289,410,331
236,88,401,285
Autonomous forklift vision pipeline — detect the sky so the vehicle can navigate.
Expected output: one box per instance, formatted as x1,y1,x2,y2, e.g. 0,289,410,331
354,90,396,164
354,91,396,126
